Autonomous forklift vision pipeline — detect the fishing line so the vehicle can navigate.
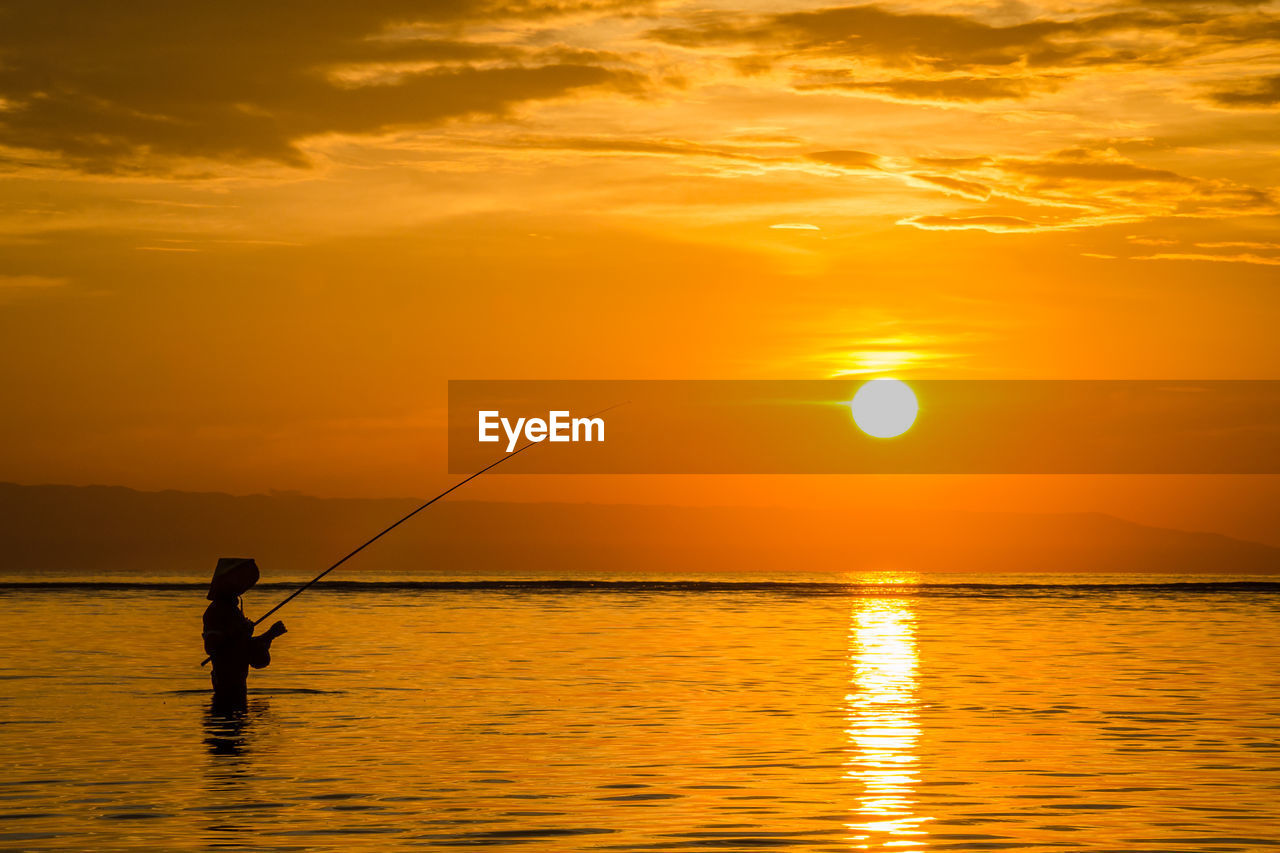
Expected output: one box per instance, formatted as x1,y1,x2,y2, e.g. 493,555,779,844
200,401,627,666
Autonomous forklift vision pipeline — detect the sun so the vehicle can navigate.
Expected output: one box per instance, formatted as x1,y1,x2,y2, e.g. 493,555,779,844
845,379,918,438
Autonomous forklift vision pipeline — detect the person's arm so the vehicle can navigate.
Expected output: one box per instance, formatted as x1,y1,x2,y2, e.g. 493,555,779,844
255,621,287,643
247,621,287,669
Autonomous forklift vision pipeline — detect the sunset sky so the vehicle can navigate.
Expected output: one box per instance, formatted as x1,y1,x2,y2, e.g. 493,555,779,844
0,1,1276,543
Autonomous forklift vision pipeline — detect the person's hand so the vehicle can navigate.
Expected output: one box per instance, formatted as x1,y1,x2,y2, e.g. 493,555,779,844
267,620,287,638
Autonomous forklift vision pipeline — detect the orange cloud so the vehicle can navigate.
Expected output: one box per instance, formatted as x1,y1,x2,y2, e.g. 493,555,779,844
805,150,883,170
1136,252,1280,266
997,152,1190,184
1205,74,1280,108
897,215,1048,232
0,3,647,172
906,173,992,200
649,1,1280,77
795,75,1063,103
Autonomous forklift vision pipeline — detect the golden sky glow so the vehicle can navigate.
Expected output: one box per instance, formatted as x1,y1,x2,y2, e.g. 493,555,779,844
0,1,1276,538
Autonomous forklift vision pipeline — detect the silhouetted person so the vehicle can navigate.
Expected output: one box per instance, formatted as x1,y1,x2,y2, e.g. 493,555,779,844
202,557,286,710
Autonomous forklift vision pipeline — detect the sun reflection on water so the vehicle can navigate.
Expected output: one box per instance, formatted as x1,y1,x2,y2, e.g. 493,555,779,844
845,599,928,850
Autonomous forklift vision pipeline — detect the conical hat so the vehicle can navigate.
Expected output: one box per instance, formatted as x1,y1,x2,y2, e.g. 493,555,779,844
207,557,260,600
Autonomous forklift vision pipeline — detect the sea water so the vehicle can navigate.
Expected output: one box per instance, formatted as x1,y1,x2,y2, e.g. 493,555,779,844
0,573,1277,851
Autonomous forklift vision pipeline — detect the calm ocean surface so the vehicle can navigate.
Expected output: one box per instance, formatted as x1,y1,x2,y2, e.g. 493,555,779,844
1,572,1277,852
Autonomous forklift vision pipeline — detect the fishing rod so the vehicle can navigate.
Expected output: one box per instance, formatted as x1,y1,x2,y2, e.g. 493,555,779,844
201,401,626,666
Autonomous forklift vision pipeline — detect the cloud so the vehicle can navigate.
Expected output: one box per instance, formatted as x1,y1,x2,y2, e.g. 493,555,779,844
998,151,1190,183
1135,252,1280,266
897,215,1050,233
1140,0,1272,6
795,75,1062,102
482,135,767,162
805,150,882,170
451,132,1275,236
915,156,992,169
0,2,646,172
906,173,992,200
649,0,1280,121
1205,74,1280,108
1195,241,1280,250
892,147,1278,232
650,5,1076,66
647,3,1251,73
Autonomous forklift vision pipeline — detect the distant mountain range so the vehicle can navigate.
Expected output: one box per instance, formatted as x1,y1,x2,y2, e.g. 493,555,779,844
0,482,1275,575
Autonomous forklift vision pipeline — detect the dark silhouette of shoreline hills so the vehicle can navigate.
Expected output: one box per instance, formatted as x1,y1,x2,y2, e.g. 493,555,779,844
0,482,1275,575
